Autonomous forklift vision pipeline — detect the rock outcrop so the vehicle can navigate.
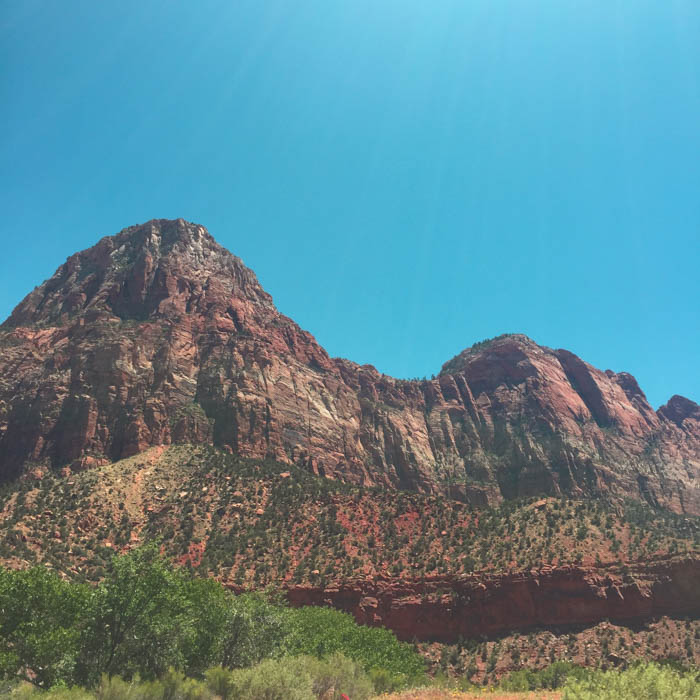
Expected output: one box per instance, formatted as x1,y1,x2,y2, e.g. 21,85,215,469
285,557,700,642
1,219,698,513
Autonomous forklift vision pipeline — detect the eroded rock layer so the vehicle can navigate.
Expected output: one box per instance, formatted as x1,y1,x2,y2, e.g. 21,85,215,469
285,557,700,642
1,219,698,512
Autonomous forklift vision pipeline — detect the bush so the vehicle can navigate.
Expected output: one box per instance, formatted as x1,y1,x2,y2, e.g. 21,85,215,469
206,655,372,700
92,671,214,700
500,661,589,691
368,667,406,694
289,654,374,700
562,662,700,699
9,683,94,699
221,657,315,700
284,606,426,689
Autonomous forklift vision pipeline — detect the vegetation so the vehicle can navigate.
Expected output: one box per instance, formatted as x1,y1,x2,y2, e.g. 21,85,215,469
1,446,699,693
1,446,697,589
0,546,424,692
284,607,425,689
6,656,374,700
4,660,699,698
1,545,698,696
424,617,700,684
561,662,700,699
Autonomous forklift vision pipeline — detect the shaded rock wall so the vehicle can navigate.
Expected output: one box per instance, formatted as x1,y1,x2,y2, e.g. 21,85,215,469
285,557,700,642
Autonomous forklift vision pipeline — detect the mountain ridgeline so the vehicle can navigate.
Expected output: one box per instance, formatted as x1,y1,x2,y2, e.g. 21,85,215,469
1,219,698,513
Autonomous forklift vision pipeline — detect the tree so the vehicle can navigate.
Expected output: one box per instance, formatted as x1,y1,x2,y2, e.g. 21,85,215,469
76,544,191,684
0,565,91,688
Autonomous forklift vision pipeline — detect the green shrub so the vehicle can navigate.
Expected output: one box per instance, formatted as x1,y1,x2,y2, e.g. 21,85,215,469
95,670,213,700
500,660,589,691
562,662,700,699
290,654,374,700
203,667,234,700
368,667,405,694
223,657,315,700
204,655,372,700
9,683,94,699
283,606,426,688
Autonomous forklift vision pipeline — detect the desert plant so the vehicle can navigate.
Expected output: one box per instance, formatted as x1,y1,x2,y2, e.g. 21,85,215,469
562,662,700,699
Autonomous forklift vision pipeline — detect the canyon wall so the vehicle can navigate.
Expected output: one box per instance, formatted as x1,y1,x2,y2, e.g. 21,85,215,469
1,219,698,513
285,557,700,642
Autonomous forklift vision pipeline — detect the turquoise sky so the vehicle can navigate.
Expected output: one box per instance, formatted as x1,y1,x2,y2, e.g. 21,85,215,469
1,1,698,408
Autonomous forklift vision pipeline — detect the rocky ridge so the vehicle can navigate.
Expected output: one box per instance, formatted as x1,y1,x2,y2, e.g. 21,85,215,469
1,219,698,514
285,556,700,642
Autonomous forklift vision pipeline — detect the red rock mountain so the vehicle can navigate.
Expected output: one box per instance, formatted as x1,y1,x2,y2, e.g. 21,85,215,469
1,219,698,513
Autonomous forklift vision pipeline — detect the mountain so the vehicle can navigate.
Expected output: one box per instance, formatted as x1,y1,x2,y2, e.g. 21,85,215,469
1,218,699,514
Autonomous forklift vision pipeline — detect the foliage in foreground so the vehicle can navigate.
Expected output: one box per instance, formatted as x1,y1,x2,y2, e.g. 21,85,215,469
5,661,700,698
6,654,374,700
284,606,425,689
499,661,590,691
7,654,374,699
496,659,700,697
0,547,423,691
561,662,700,699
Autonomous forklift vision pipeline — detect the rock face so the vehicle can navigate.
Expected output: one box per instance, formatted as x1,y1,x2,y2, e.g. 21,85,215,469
1,219,699,513
285,557,700,642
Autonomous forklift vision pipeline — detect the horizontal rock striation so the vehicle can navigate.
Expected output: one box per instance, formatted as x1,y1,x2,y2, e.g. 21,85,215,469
285,556,700,642
1,219,698,513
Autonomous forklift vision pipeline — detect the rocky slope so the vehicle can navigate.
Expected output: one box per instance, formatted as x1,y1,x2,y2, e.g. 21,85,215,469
1,445,698,647
1,219,698,513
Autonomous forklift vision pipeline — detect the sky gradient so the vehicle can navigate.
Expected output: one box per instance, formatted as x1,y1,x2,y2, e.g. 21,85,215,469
1,1,698,408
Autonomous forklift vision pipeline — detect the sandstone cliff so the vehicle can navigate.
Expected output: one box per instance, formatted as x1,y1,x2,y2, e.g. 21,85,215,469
1,219,698,513
285,556,700,642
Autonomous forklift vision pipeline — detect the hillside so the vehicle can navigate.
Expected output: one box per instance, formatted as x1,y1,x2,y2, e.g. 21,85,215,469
1,446,698,647
0,219,698,514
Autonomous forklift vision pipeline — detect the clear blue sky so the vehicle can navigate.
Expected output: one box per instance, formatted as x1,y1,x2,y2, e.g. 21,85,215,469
1,1,698,408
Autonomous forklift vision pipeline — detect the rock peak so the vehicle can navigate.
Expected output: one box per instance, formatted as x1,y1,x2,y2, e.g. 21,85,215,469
115,218,215,251
2,218,269,328
440,333,538,375
658,395,700,426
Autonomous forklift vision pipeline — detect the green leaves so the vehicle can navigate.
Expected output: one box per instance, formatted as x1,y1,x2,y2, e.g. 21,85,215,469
77,544,191,684
0,547,420,692
0,547,290,689
0,565,91,688
283,606,425,689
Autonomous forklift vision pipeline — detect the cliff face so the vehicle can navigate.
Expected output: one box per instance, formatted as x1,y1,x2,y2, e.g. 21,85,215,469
285,557,700,642
1,219,698,513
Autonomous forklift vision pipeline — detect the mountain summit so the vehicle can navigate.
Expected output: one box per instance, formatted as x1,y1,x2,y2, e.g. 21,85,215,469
3,218,273,327
1,219,698,513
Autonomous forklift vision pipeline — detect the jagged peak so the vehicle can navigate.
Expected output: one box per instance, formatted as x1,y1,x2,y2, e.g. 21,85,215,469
658,394,700,426
107,218,217,254
2,218,270,328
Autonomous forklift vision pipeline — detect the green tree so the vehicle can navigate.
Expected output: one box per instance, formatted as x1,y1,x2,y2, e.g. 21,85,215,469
0,565,91,688
76,544,192,684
